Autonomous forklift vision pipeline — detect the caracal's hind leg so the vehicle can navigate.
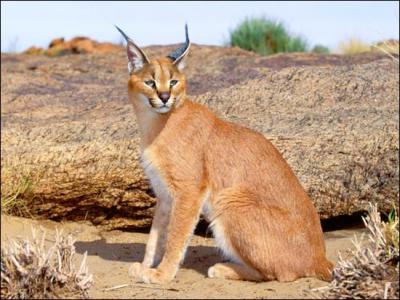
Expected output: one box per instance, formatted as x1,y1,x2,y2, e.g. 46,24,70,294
209,187,283,282
209,186,331,282
208,262,263,281
207,187,273,281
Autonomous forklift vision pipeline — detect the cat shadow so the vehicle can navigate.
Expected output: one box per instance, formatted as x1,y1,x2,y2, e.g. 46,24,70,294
74,239,221,276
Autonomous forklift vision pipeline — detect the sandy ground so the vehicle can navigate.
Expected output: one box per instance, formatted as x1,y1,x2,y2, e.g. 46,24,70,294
1,215,366,299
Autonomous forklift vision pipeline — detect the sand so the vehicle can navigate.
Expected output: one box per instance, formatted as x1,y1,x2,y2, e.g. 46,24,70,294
1,215,366,299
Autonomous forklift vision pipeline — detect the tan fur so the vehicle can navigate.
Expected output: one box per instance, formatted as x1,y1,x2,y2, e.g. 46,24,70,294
123,50,333,284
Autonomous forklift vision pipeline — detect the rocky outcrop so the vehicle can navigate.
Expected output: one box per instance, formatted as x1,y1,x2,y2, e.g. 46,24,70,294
1,44,398,230
23,37,121,56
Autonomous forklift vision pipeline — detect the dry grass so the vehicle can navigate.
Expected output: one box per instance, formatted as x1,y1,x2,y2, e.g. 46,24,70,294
338,38,399,58
1,174,32,216
338,38,372,54
372,39,399,63
1,228,93,299
312,203,399,299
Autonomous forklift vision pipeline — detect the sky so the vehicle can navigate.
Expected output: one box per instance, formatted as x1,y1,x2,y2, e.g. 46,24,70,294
1,1,399,53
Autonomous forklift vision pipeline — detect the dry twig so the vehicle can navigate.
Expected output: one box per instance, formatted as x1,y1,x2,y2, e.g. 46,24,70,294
311,203,399,299
1,227,93,299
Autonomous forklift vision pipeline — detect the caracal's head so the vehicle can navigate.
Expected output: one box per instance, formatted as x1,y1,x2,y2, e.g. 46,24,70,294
116,25,190,114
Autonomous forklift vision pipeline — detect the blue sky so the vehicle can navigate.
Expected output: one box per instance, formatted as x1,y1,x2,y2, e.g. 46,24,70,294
1,1,399,52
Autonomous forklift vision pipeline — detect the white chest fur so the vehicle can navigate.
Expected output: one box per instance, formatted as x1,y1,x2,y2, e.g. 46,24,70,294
201,198,213,222
141,149,171,204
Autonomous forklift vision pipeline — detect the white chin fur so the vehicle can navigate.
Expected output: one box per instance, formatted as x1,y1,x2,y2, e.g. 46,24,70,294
155,106,171,113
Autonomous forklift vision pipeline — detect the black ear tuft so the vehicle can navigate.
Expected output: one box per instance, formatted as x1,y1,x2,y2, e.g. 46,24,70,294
167,24,191,64
115,25,150,73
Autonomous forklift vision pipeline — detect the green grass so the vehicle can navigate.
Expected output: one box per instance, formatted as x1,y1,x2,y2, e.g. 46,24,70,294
384,204,399,255
311,44,330,54
228,17,308,56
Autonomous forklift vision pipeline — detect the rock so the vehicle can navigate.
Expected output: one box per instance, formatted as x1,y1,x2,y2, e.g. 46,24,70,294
48,37,65,48
1,45,398,230
70,38,95,54
46,44,71,57
23,36,121,56
95,43,123,54
23,46,46,55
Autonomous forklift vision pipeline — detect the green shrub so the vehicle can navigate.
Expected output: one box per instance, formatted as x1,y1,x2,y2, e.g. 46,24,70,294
312,44,330,54
229,17,308,56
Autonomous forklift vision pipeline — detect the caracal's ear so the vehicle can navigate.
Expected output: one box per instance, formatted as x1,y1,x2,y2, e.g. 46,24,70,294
115,25,150,74
167,24,191,71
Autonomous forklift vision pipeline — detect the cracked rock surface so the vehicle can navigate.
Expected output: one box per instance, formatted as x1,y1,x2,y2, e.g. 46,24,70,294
1,45,398,230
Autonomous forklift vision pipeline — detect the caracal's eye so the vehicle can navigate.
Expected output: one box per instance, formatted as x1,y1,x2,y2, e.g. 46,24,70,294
170,79,178,87
145,80,156,88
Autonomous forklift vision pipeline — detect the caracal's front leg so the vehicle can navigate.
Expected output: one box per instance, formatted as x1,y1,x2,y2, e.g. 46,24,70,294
142,199,171,267
129,199,170,278
135,190,205,284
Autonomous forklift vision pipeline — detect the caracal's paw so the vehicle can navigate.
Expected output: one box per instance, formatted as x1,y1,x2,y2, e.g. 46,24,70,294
128,262,146,282
129,263,174,284
141,268,174,284
207,265,219,278
208,264,231,279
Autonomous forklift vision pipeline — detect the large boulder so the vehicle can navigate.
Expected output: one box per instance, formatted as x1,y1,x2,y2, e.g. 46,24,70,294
23,37,121,57
1,45,398,230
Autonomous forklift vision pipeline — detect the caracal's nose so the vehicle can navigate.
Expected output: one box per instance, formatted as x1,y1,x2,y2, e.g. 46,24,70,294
158,92,170,103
